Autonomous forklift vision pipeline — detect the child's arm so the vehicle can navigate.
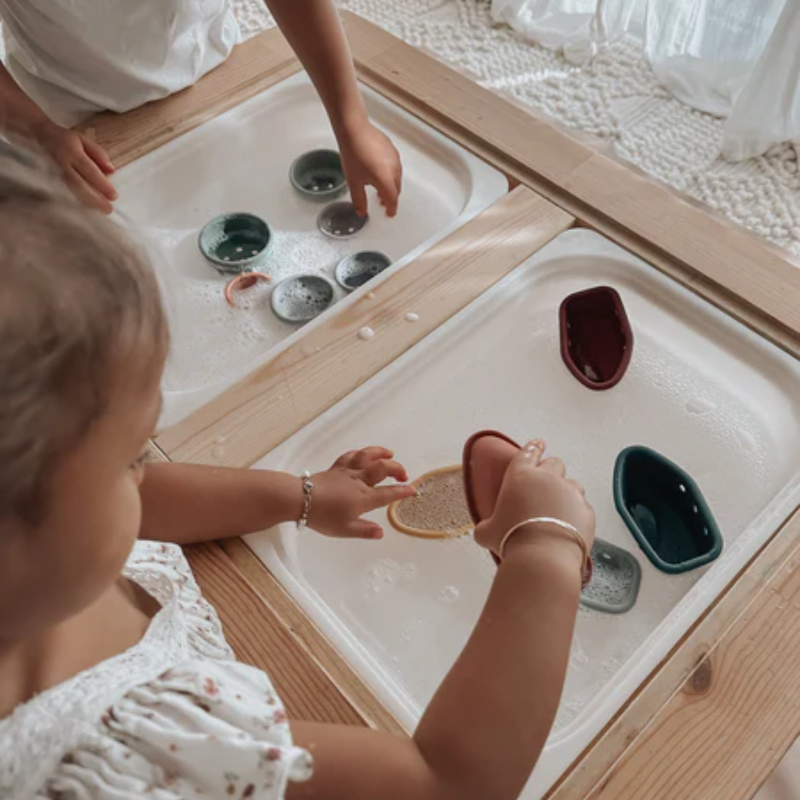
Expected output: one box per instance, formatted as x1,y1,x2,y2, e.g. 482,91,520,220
265,0,402,217
138,447,415,544
0,63,117,212
288,443,594,800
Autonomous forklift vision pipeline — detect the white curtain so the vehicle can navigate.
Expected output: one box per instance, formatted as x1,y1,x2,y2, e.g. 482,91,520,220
491,0,800,160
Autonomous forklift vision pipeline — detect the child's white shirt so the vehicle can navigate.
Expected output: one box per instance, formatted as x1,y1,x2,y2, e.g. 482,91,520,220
0,540,313,799
0,0,240,126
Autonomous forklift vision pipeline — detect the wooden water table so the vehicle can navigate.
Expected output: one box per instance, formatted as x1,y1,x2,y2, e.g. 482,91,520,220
81,13,800,800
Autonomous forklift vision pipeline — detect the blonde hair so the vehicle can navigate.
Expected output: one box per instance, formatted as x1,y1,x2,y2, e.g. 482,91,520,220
0,141,167,520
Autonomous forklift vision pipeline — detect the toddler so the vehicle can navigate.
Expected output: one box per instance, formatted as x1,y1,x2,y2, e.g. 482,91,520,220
0,0,401,216
0,146,595,800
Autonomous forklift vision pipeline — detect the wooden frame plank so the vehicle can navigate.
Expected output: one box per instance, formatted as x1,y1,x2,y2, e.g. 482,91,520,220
339,12,800,356
218,537,406,734
78,33,300,168
549,507,800,800
157,186,574,462
185,540,372,727
548,509,800,800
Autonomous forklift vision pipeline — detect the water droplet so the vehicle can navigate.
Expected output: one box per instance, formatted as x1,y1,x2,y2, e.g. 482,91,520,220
358,326,375,340
734,427,757,452
301,343,316,357
404,312,419,323
211,445,225,459
438,586,460,603
366,292,376,300
685,397,716,415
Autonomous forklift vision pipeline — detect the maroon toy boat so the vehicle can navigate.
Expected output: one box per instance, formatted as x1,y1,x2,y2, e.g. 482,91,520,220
559,286,633,391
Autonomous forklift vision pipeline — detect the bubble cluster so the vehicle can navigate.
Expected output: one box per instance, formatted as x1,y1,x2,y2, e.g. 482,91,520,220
272,276,334,321
158,228,351,393
437,585,460,603
363,559,420,603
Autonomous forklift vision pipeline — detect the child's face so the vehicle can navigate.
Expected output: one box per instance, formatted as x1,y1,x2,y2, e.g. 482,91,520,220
0,348,164,640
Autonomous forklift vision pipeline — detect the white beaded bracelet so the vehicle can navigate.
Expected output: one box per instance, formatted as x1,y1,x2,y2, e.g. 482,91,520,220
297,471,314,531
498,516,589,572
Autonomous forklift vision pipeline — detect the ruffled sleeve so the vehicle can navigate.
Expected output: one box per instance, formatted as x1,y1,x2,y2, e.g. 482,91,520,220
40,660,313,800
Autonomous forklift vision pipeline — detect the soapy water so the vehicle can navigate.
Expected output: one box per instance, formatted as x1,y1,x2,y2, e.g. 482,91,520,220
255,279,792,739
318,327,778,735
337,252,391,289
438,585,460,603
634,344,770,486
363,559,420,604
568,636,589,672
734,427,757,452
160,229,353,393
272,277,334,321
685,397,716,416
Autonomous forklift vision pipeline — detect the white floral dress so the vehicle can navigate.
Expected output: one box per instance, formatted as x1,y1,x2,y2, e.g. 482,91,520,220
0,541,313,799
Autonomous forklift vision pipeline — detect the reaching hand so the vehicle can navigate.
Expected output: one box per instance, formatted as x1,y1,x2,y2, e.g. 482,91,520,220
308,447,415,539
338,123,402,218
475,440,596,563
34,121,117,214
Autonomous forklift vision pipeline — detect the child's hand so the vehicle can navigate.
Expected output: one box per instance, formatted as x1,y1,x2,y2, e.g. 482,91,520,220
338,123,402,218
308,447,415,539
475,440,596,563
33,121,117,214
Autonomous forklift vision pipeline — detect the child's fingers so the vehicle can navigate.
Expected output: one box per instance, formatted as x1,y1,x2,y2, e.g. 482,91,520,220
74,154,118,201
349,446,394,469
539,457,566,478
566,478,586,496
350,181,368,217
332,450,358,469
514,439,546,466
64,168,114,214
362,459,408,486
367,483,417,510
81,135,116,175
344,519,384,540
375,172,399,217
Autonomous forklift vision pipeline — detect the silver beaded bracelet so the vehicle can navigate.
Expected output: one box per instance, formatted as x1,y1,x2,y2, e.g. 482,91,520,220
297,470,314,530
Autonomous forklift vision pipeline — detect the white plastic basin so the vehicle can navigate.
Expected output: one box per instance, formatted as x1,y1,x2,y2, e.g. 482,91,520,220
112,72,507,428
245,229,800,799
